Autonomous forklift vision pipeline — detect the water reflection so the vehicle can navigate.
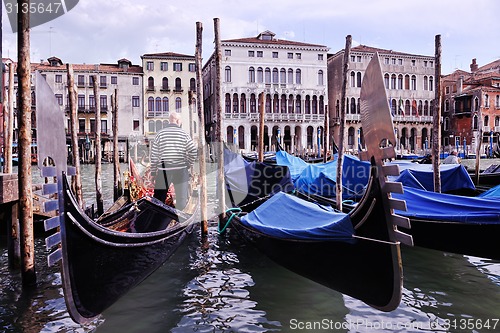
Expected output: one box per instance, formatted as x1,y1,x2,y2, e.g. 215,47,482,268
173,230,281,332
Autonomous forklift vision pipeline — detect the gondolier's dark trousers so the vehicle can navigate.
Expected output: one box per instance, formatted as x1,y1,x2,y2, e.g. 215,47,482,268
153,163,189,210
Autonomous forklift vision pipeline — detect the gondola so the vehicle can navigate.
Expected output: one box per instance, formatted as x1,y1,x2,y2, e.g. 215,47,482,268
392,186,500,260
222,53,413,312
47,173,199,324
34,71,199,324
472,164,500,186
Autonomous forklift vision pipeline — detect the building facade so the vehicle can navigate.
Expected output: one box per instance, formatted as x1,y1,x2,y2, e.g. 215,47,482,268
203,31,329,154
328,45,436,156
141,52,198,142
442,58,500,157
42,57,144,161
4,57,144,162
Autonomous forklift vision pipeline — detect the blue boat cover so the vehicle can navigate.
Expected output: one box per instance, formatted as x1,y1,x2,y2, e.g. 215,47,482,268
224,149,294,207
388,161,475,192
393,186,500,224
240,192,354,240
478,184,500,198
275,150,370,199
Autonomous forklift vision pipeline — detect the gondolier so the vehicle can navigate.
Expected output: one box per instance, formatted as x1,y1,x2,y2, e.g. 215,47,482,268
150,112,198,209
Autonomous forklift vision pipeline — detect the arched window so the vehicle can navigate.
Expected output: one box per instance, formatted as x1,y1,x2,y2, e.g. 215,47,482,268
429,76,434,91
280,68,286,83
391,74,396,89
265,94,271,113
148,97,154,112
398,75,403,89
411,75,417,90
495,116,499,126
190,78,196,91
350,97,356,114
272,68,279,83
175,78,182,91
356,72,362,87
162,77,169,90
445,99,450,112
155,97,162,112
484,115,489,127
257,67,263,83
175,97,182,113
148,120,154,133
296,95,302,113
225,94,231,113
249,67,255,83
350,72,356,87
233,93,239,113
163,97,169,113
312,96,318,114
405,75,410,90
444,117,450,131
384,74,389,89
240,94,246,113
250,94,256,113
348,127,355,146
423,76,428,90
485,94,490,107
305,96,311,114
288,69,293,84
473,114,478,130
318,70,324,86
225,66,231,82
265,68,271,83
148,77,154,90
405,100,411,114
296,69,301,84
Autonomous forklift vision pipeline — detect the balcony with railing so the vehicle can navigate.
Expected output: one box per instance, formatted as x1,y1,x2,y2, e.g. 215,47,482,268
147,111,169,118
225,112,325,122
66,105,108,113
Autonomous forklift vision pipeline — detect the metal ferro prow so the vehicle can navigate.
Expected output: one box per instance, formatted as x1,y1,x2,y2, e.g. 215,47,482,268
35,71,76,266
359,53,413,246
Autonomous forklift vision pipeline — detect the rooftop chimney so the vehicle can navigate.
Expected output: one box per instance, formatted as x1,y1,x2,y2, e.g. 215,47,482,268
470,58,478,72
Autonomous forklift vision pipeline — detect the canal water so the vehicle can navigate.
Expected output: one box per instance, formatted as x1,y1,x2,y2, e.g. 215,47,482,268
1,162,499,332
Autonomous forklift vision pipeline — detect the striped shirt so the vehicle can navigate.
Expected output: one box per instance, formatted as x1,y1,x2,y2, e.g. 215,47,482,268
150,124,197,173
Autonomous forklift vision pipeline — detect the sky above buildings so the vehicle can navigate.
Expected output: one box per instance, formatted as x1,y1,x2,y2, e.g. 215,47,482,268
2,0,499,74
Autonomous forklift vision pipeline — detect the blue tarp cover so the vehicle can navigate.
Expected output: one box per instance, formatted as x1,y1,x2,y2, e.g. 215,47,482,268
275,151,370,199
241,192,354,240
224,149,294,207
393,186,500,224
388,162,475,192
478,184,500,198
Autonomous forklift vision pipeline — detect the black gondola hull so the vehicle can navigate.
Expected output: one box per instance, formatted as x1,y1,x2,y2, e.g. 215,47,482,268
59,176,199,323
400,220,500,260
230,222,402,311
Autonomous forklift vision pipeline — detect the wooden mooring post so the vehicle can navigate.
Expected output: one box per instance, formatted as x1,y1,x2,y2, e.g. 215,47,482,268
214,18,226,219
195,21,208,237
17,0,36,286
336,35,352,212
67,63,84,208
91,75,104,216
432,34,442,193
111,89,122,201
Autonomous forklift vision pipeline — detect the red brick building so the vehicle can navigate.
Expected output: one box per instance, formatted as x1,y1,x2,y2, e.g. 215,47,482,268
441,58,500,157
